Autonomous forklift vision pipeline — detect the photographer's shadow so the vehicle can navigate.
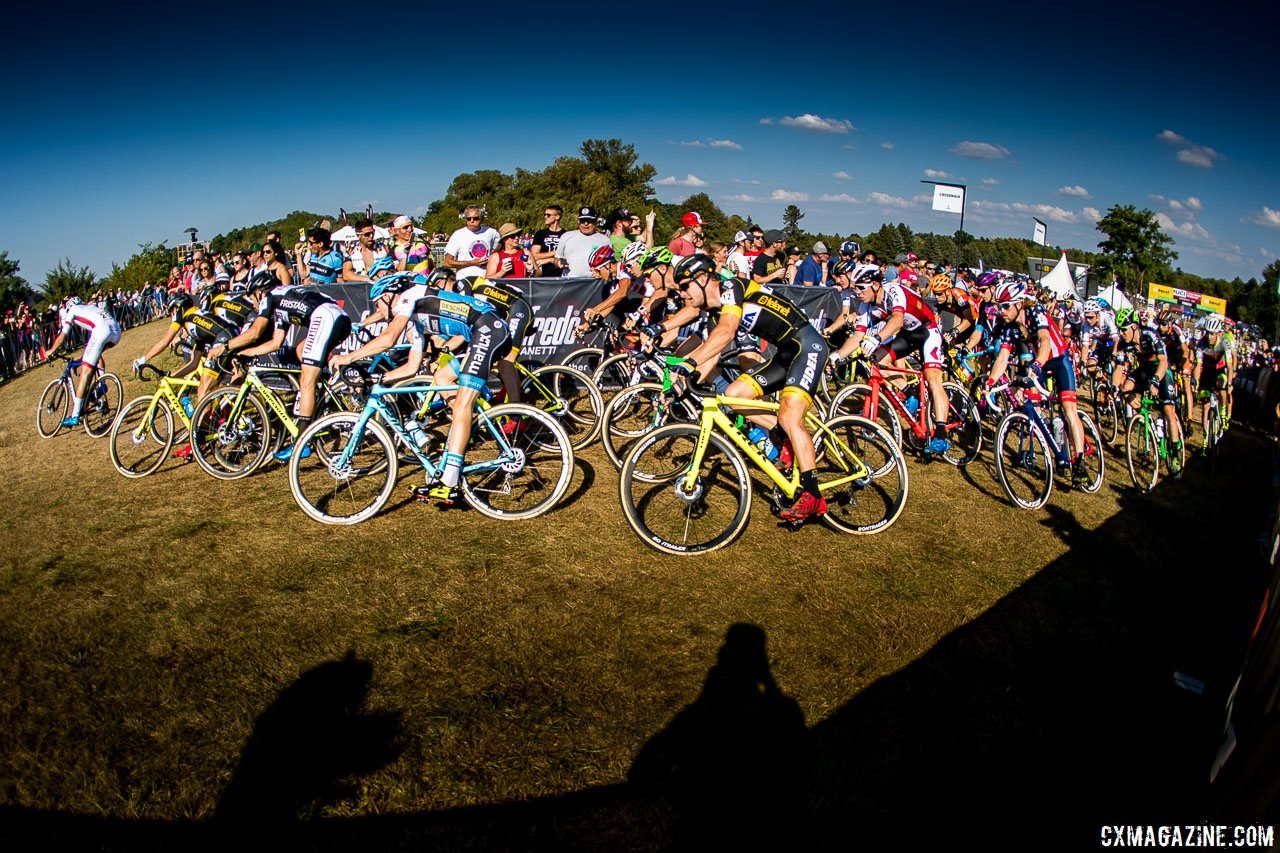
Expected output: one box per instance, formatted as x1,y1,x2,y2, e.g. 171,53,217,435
628,623,813,849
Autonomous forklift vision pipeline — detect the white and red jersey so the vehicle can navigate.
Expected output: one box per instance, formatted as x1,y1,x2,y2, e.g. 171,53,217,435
59,302,114,335
854,282,937,334
996,304,1070,360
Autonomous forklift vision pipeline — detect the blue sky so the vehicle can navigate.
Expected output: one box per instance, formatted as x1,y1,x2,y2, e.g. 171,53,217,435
3,1,1276,287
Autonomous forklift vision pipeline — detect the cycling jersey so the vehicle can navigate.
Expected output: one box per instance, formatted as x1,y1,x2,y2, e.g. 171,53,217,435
469,279,533,351
996,304,1078,399
392,285,508,392
259,285,339,330
307,248,345,284
1082,311,1118,347
211,293,257,330
171,306,239,347
716,278,827,401
853,282,937,334
60,302,121,365
1160,325,1188,367
1119,327,1166,367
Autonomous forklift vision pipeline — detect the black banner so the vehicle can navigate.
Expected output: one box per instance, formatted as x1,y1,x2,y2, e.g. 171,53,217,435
316,278,844,365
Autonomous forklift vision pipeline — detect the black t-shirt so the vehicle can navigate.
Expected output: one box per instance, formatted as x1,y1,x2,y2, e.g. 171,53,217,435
751,251,784,283
532,227,565,277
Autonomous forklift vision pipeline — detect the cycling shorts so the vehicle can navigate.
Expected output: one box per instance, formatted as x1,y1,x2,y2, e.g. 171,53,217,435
740,325,827,406
1043,353,1078,402
457,314,512,393
887,325,944,370
299,303,353,369
82,319,122,366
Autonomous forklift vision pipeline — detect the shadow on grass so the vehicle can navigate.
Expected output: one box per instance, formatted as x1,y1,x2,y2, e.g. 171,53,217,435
2,435,1275,850
555,456,596,512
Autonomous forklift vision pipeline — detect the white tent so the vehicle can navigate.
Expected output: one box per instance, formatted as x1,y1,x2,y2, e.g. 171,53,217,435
1095,283,1133,311
1038,251,1077,300
329,224,392,243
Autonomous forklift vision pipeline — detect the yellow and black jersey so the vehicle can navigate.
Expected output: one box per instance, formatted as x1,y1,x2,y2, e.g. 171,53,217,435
170,307,238,346
716,277,810,344
210,293,256,328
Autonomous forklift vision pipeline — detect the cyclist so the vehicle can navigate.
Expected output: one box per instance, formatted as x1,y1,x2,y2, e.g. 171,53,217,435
234,283,351,461
46,295,122,428
329,282,510,505
1157,308,1194,432
984,280,1090,484
1115,308,1183,473
841,264,953,455
646,253,829,522
1193,314,1233,440
930,272,982,350
466,274,533,405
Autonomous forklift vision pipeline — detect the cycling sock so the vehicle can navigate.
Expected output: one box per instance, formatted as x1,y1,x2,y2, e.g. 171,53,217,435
799,469,819,497
498,360,522,405
71,395,83,416
933,424,947,441
294,416,312,438
441,452,464,488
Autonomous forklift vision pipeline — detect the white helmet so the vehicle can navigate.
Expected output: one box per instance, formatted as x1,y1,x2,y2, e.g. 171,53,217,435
65,295,83,307
1082,299,1103,314
1204,315,1225,333
622,241,649,266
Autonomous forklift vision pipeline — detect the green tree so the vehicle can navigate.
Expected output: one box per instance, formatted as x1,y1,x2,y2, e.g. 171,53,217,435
103,242,173,294
42,259,97,306
781,205,805,242
1094,204,1177,291
0,251,34,311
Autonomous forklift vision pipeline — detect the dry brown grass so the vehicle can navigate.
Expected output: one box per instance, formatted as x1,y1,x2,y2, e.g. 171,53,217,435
0,321,1272,849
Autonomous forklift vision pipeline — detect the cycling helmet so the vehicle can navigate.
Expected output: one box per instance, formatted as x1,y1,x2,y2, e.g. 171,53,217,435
621,241,649,267
64,295,83,307
852,264,883,285
424,268,456,288
1115,308,1136,329
167,293,194,314
674,253,716,283
840,240,861,255
1082,298,1103,314
993,281,1028,305
588,245,615,270
830,258,857,278
1203,315,1225,333
640,247,675,272
928,273,953,294
248,270,278,292
1094,296,1111,310
369,272,417,300
1157,308,1179,326
975,271,1001,290
367,256,396,279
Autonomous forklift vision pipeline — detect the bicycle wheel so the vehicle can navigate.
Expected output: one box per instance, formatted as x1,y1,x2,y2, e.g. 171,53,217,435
1205,405,1221,472
109,395,174,478
592,352,640,400
602,382,687,472
523,364,603,451
937,381,983,466
562,346,604,377
817,415,909,535
82,373,123,438
994,411,1054,510
461,403,573,520
826,383,903,449
35,379,69,438
191,388,272,480
1076,413,1106,493
619,424,752,555
1091,379,1119,444
1125,414,1159,493
289,413,398,525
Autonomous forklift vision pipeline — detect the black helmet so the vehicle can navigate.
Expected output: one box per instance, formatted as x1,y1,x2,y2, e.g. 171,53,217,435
248,270,279,292
166,293,194,314
831,258,857,278
424,268,456,288
674,253,716,283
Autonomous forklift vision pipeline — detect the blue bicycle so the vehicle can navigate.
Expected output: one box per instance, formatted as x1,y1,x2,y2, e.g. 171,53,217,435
286,378,573,524
36,353,123,439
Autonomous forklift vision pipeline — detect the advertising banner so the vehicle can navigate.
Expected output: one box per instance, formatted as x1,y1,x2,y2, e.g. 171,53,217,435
1032,219,1047,246
1148,283,1227,316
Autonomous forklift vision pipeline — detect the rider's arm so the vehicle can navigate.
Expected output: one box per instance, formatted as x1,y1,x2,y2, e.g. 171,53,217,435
140,325,180,362
681,312,741,378
645,303,701,339
238,325,287,359
331,314,410,367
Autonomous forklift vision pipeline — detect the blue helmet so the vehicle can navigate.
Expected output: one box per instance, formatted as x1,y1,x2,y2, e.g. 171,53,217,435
367,256,396,279
369,272,417,300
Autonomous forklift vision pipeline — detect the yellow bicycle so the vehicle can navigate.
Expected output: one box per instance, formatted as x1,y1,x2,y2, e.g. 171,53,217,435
618,394,908,555
108,365,201,478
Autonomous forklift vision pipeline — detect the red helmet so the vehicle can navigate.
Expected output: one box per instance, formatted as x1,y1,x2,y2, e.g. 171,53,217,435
588,245,615,270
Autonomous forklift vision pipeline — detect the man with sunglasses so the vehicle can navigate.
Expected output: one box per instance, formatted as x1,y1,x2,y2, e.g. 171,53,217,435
531,205,566,277
985,280,1091,484
301,228,344,286
342,218,392,283
642,254,830,523
444,205,499,278
390,215,432,274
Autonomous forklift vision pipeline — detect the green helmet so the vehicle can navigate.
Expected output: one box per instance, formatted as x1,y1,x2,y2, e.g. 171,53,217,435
1115,308,1136,329
640,247,674,272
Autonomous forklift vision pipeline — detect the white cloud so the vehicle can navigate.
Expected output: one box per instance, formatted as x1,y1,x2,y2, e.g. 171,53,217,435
1011,202,1078,223
1157,129,1223,168
777,113,855,134
1156,211,1212,241
770,189,811,202
758,117,774,125
1261,247,1274,259
1186,196,1203,211
949,141,1010,160
1083,207,1102,223
819,193,859,204
709,138,742,149
833,170,852,181
982,178,999,185
880,142,894,150
656,173,708,188
724,194,757,203
1250,207,1280,229
912,194,933,204
924,169,953,179
1058,185,1090,198
868,192,914,209
678,140,705,147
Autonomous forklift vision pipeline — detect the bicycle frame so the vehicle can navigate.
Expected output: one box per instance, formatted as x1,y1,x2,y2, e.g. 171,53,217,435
855,358,938,441
1132,395,1172,461
136,374,201,435
682,395,870,501
989,380,1072,467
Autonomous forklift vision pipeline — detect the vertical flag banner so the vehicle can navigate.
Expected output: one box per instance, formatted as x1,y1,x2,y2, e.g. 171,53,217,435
1032,218,1047,245
931,184,965,214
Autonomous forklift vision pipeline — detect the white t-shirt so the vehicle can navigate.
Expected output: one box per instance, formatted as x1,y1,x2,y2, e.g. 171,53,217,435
726,249,753,278
445,225,499,277
556,230,611,278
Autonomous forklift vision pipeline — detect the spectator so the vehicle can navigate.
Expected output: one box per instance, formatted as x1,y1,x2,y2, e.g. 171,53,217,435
751,230,788,285
667,211,704,257
486,223,535,279
707,241,730,276
342,218,391,283
390,214,432,273
556,207,611,277
444,205,499,276
302,227,344,285
784,246,803,284
794,241,830,287
605,207,636,260
726,231,755,278
531,205,566,277
262,240,293,286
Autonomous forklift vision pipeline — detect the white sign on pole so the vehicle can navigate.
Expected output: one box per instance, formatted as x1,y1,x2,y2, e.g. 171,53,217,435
1032,219,1047,245
931,184,965,214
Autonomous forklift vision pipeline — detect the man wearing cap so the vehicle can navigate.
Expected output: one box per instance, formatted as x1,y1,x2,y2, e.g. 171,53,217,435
390,214,432,273
444,205,500,278
605,208,637,260
752,230,788,285
668,211,704,257
726,231,755,278
794,241,831,287
555,207,612,277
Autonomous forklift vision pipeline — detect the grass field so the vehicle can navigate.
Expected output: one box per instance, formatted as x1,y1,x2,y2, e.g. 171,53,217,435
0,321,1273,850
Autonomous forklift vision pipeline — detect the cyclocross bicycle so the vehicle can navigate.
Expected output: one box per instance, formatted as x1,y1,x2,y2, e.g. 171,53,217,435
108,365,201,478
36,353,123,439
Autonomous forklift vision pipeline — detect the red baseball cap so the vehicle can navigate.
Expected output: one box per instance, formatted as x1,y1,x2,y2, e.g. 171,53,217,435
681,211,703,227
